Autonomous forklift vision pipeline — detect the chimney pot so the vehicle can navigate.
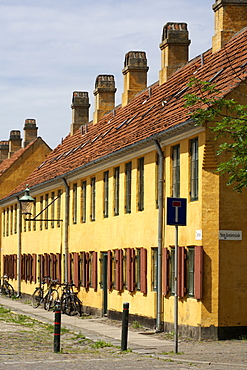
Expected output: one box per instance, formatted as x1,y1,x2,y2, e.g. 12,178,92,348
159,22,190,85
93,75,116,124
212,0,247,53
122,51,149,107
70,91,90,135
8,130,22,157
23,118,38,147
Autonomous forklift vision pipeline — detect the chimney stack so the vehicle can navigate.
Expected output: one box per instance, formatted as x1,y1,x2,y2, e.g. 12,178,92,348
0,141,9,162
23,118,38,147
212,0,247,53
93,75,116,124
122,51,149,107
159,22,190,85
8,130,22,157
70,91,90,135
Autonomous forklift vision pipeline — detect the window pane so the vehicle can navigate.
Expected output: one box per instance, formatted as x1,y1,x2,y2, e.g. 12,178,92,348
172,145,180,197
188,248,195,296
152,248,158,291
191,138,198,201
114,167,120,216
81,181,87,223
125,162,132,213
91,177,96,221
138,157,144,211
104,171,109,218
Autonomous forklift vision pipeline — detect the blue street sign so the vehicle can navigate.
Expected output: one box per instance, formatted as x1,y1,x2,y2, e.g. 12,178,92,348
167,197,187,226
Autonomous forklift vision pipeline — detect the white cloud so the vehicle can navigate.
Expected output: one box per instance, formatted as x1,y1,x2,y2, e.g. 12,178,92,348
0,0,213,148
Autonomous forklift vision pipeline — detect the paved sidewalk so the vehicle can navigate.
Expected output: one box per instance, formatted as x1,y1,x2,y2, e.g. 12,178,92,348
1,296,247,369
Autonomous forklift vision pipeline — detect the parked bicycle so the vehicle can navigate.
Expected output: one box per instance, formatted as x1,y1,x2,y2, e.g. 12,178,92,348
0,275,15,298
32,277,59,310
60,283,82,316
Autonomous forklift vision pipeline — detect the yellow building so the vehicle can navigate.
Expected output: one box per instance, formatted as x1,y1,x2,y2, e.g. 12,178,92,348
1,0,247,340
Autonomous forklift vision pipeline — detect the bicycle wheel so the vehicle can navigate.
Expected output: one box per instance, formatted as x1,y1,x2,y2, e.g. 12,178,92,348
61,295,73,316
71,295,82,316
44,289,59,311
0,284,8,296
32,288,43,308
5,282,14,298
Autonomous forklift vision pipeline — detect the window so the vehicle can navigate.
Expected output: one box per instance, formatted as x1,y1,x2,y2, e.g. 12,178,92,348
33,198,36,231
114,167,120,216
188,247,194,296
57,190,62,228
155,153,159,209
103,171,109,218
91,177,96,221
190,137,198,201
6,208,9,236
14,204,17,234
3,209,5,237
40,196,43,230
45,194,49,229
81,181,87,223
10,206,13,235
170,247,175,295
138,157,144,211
135,249,141,291
125,162,132,213
51,192,55,228
172,145,180,197
73,183,77,224
152,248,158,291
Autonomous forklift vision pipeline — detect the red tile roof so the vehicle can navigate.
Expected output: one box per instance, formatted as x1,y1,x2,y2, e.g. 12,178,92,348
4,27,247,199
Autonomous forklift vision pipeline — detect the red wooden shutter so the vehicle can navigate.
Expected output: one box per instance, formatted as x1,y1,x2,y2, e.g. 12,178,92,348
178,247,186,298
44,253,50,280
119,249,123,291
126,249,131,291
115,250,120,291
107,250,112,290
73,252,79,288
130,248,135,292
56,253,61,283
32,254,37,283
13,254,17,280
140,248,147,294
67,253,72,284
163,248,169,295
81,252,86,287
85,252,89,289
194,246,203,300
92,251,97,291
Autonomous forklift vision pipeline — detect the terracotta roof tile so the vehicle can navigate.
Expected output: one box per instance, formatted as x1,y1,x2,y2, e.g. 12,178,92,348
4,27,247,198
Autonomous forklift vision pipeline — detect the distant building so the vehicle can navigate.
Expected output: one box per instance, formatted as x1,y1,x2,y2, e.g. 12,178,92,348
1,0,247,340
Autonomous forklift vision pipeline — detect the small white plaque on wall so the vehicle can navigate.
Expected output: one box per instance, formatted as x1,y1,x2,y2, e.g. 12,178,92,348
219,230,242,241
196,230,202,240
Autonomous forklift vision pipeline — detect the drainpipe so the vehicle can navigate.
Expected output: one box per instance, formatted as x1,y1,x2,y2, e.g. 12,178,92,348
154,139,164,332
16,197,22,297
62,178,69,284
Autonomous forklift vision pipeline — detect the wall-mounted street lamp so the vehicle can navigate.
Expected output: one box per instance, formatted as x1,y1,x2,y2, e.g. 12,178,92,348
19,185,35,215
16,181,69,298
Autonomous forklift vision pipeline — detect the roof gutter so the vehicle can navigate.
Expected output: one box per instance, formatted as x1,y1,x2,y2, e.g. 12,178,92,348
0,118,197,205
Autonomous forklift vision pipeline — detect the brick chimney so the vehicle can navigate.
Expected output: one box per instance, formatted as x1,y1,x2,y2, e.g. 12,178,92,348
122,51,149,107
212,0,247,53
23,118,38,147
8,130,22,157
159,22,190,85
93,75,116,124
0,141,9,162
70,91,90,135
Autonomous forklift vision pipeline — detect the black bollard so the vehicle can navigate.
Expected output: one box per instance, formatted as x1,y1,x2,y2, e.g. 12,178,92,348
121,302,129,351
54,301,61,353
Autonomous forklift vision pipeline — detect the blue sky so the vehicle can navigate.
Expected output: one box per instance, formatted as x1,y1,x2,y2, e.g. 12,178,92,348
0,0,214,148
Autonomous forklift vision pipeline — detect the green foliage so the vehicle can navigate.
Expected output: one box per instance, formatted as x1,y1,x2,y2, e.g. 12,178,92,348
131,321,143,329
90,340,113,349
185,77,247,191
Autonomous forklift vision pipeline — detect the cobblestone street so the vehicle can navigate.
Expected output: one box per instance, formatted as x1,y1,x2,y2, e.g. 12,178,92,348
0,297,247,369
